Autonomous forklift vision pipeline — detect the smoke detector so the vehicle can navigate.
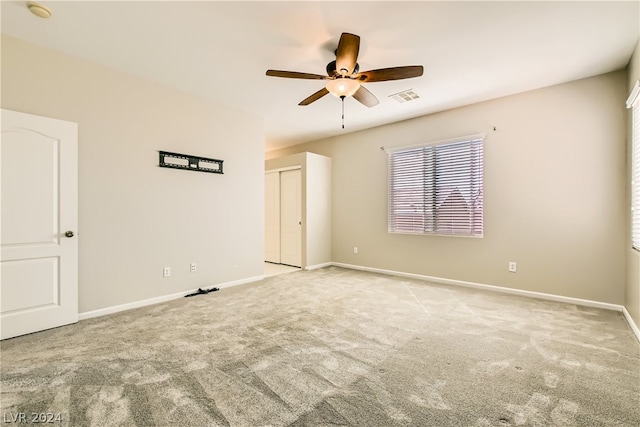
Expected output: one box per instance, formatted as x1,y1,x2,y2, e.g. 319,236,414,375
27,2,52,19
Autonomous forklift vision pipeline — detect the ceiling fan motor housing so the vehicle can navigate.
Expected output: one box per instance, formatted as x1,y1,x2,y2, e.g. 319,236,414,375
326,60,359,77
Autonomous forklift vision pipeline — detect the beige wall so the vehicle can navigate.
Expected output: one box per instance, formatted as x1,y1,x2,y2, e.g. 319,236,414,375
269,71,627,304
626,39,640,329
304,153,332,268
2,35,265,313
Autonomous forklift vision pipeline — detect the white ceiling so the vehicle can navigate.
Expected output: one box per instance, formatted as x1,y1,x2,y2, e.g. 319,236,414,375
2,1,639,151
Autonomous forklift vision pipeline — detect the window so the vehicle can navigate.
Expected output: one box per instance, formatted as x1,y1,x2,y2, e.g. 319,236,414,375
627,81,640,250
388,135,484,237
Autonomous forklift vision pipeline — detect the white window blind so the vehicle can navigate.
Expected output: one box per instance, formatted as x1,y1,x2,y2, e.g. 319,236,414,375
627,81,640,250
388,135,484,237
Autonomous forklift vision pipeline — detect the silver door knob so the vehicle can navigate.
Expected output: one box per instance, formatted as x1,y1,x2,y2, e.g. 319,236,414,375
64,231,74,238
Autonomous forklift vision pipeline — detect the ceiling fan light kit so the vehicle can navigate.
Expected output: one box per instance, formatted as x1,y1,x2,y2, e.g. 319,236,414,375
266,32,423,127
326,77,360,98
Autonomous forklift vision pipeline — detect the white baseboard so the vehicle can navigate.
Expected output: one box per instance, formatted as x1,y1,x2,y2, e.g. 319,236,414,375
331,262,625,312
304,262,332,271
622,306,640,343
217,274,265,289
78,274,265,321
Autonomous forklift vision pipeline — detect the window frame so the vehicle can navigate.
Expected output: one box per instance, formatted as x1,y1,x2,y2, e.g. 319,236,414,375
627,80,640,251
387,134,485,238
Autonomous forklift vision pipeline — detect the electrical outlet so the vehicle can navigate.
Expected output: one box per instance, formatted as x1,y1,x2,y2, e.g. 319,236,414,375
508,262,517,273
353,246,358,254
163,267,171,277
190,263,197,273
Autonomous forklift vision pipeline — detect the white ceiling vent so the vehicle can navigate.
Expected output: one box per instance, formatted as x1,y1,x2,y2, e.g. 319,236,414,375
389,89,420,103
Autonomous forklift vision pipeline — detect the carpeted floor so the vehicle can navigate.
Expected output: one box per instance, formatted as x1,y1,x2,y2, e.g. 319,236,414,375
1,266,639,426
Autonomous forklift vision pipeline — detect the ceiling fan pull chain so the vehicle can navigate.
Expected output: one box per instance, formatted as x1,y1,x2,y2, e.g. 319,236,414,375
341,96,345,129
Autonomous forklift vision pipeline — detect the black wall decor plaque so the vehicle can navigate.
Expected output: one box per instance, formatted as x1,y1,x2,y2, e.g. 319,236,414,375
159,151,224,174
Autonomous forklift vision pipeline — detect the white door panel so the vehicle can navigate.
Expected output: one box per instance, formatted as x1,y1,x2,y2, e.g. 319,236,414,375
264,172,281,263
1,109,78,340
280,169,301,267
2,132,58,245
1,257,59,312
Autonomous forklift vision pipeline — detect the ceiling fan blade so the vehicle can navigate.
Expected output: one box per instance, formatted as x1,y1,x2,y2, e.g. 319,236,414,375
266,70,327,80
335,33,360,76
355,65,424,82
299,88,330,106
353,85,379,108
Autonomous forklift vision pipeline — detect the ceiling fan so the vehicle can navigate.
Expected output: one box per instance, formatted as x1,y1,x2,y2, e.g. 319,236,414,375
266,33,424,108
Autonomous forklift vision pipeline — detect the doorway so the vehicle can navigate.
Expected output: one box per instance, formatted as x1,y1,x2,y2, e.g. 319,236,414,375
265,168,302,269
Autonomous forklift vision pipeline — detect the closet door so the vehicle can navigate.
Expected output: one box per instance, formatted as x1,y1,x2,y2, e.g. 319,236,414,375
279,169,302,267
264,171,280,263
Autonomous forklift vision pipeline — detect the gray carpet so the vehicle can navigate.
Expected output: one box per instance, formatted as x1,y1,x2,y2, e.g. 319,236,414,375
1,266,638,426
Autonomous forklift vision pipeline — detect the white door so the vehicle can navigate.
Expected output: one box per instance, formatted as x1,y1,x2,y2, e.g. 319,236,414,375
264,171,280,263
1,109,78,340
280,169,301,267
